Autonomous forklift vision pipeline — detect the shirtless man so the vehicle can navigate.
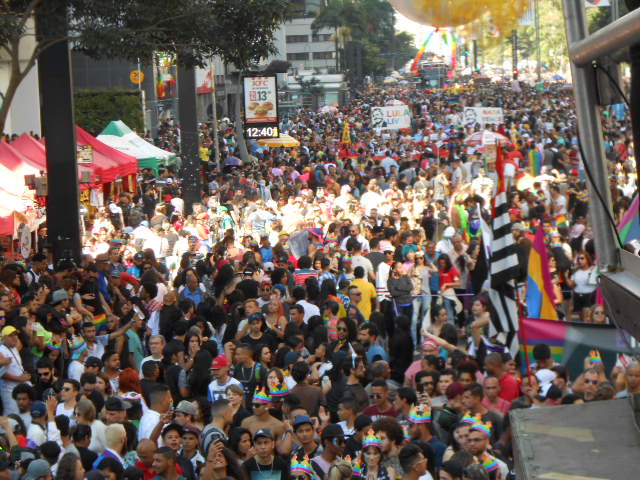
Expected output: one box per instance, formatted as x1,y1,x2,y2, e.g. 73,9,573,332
241,390,285,440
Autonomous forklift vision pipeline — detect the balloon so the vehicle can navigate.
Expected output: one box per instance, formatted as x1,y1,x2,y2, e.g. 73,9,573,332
390,0,530,33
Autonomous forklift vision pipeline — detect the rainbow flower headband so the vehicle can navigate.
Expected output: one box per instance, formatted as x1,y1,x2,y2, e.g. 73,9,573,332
291,455,316,478
362,429,383,449
470,420,492,440
460,412,481,425
589,349,603,365
269,380,289,398
408,405,431,424
481,453,499,472
252,387,273,404
402,423,411,442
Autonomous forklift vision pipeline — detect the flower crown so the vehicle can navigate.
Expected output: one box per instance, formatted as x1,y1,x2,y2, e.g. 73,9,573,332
480,453,499,472
291,454,316,478
460,412,481,425
589,349,603,365
362,429,383,450
69,335,87,360
252,387,273,404
408,404,431,424
470,420,492,440
269,380,289,398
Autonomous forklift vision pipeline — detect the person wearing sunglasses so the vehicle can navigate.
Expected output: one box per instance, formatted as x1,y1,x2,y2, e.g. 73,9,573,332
310,423,345,479
580,368,600,402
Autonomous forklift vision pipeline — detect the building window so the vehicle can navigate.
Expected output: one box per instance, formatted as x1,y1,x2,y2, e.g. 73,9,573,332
287,52,309,60
286,35,308,43
312,33,332,42
313,51,334,60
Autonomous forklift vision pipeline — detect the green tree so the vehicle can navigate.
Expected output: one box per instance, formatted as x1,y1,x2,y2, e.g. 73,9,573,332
0,0,290,133
74,90,143,136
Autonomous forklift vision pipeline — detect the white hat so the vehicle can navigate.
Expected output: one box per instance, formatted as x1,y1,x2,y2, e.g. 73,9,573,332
443,226,456,238
535,368,557,396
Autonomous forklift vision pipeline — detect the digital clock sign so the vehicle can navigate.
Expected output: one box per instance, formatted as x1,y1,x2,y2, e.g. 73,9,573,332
243,75,280,139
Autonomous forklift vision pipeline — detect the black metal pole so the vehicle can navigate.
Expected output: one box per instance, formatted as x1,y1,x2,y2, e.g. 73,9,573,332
36,4,81,264
177,60,201,215
473,40,478,72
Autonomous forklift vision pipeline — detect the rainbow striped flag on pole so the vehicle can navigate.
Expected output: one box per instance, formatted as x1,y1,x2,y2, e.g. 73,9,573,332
526,226,558,320
528,149,542,176
618,193,640,245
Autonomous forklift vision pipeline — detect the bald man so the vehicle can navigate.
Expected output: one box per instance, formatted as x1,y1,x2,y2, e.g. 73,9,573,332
135,439,157,478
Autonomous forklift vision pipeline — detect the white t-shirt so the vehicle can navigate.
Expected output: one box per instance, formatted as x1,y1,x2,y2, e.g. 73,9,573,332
0,344,24,388
68,360,85,382
296,300,320,324
138,409,161,443
56,403,75,419
207,376,242,402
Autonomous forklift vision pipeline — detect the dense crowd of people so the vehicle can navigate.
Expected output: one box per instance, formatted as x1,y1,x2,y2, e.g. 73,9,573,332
0,77,637,480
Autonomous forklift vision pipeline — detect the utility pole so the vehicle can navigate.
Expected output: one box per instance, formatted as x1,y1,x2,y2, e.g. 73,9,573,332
209,57,221,170
177,55,201,214
512,29,519,79
535,0,542,81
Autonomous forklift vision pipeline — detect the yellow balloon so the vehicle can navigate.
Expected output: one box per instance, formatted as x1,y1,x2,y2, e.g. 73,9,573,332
390,0,530,32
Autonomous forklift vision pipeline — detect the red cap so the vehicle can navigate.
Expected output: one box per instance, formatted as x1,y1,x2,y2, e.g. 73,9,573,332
211,355,228,369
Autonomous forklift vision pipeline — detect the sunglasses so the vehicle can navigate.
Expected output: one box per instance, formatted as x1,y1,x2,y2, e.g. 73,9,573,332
38,372,51,377
252,403,264,409
337,327,348,332
584,379,598,385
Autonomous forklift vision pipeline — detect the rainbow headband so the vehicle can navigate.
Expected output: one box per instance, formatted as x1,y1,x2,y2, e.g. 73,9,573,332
252,387,273,404
481,453,499,472
460,412,481,425
269,380,289,398
589,349,603,365
362,429,383,450
291,455,316,479
470,420,492,440
408,405,431,424
402,423,411,442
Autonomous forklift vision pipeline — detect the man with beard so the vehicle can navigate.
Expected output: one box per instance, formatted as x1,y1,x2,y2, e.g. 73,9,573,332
33,358,63,401
344,357,368,412
357,322,387,363
466,420,508,479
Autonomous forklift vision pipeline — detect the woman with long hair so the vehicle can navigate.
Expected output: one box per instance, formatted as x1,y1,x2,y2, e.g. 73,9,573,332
360,429,395,479
264,300,288,339
568,250,598,320
118,368,142,395
438,253,461,324
228,427,254,463
56,452,85,480
199,445,247,480
179,350,213,399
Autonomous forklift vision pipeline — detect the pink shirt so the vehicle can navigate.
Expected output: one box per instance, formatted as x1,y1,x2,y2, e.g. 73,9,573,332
482,396,511,416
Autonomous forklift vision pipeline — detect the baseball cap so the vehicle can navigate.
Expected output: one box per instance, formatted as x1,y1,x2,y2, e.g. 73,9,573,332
293,415,313,430
133,252,145,261
31,401,46,419
321,424,344,441
105,397,132,412
23,459,51,480
175,400,197,416
51,289,69,305
254,428,274,441
0,326,17,338
284,351,301,367
182,425,201,438
211,355,228,369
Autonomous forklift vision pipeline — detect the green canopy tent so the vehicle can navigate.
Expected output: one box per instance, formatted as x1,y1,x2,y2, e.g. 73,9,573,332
98,120,176,174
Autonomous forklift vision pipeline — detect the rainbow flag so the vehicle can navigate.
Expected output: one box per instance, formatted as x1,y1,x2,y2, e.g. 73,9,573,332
618,193,640,244
94,313,108,333
528,149,542,176
554,214,568,229
526,226,558,320
410,30,436,74
520,317,632,378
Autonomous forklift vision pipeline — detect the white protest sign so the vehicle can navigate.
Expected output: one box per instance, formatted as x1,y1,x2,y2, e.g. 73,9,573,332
463,107,504,126
371,105,411,130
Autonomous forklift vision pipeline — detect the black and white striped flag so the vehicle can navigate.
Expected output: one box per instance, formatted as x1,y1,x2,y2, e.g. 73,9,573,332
488,153,520,356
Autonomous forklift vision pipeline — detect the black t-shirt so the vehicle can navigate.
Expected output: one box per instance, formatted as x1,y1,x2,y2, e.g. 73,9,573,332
241,330,277,352
242,455,290,480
